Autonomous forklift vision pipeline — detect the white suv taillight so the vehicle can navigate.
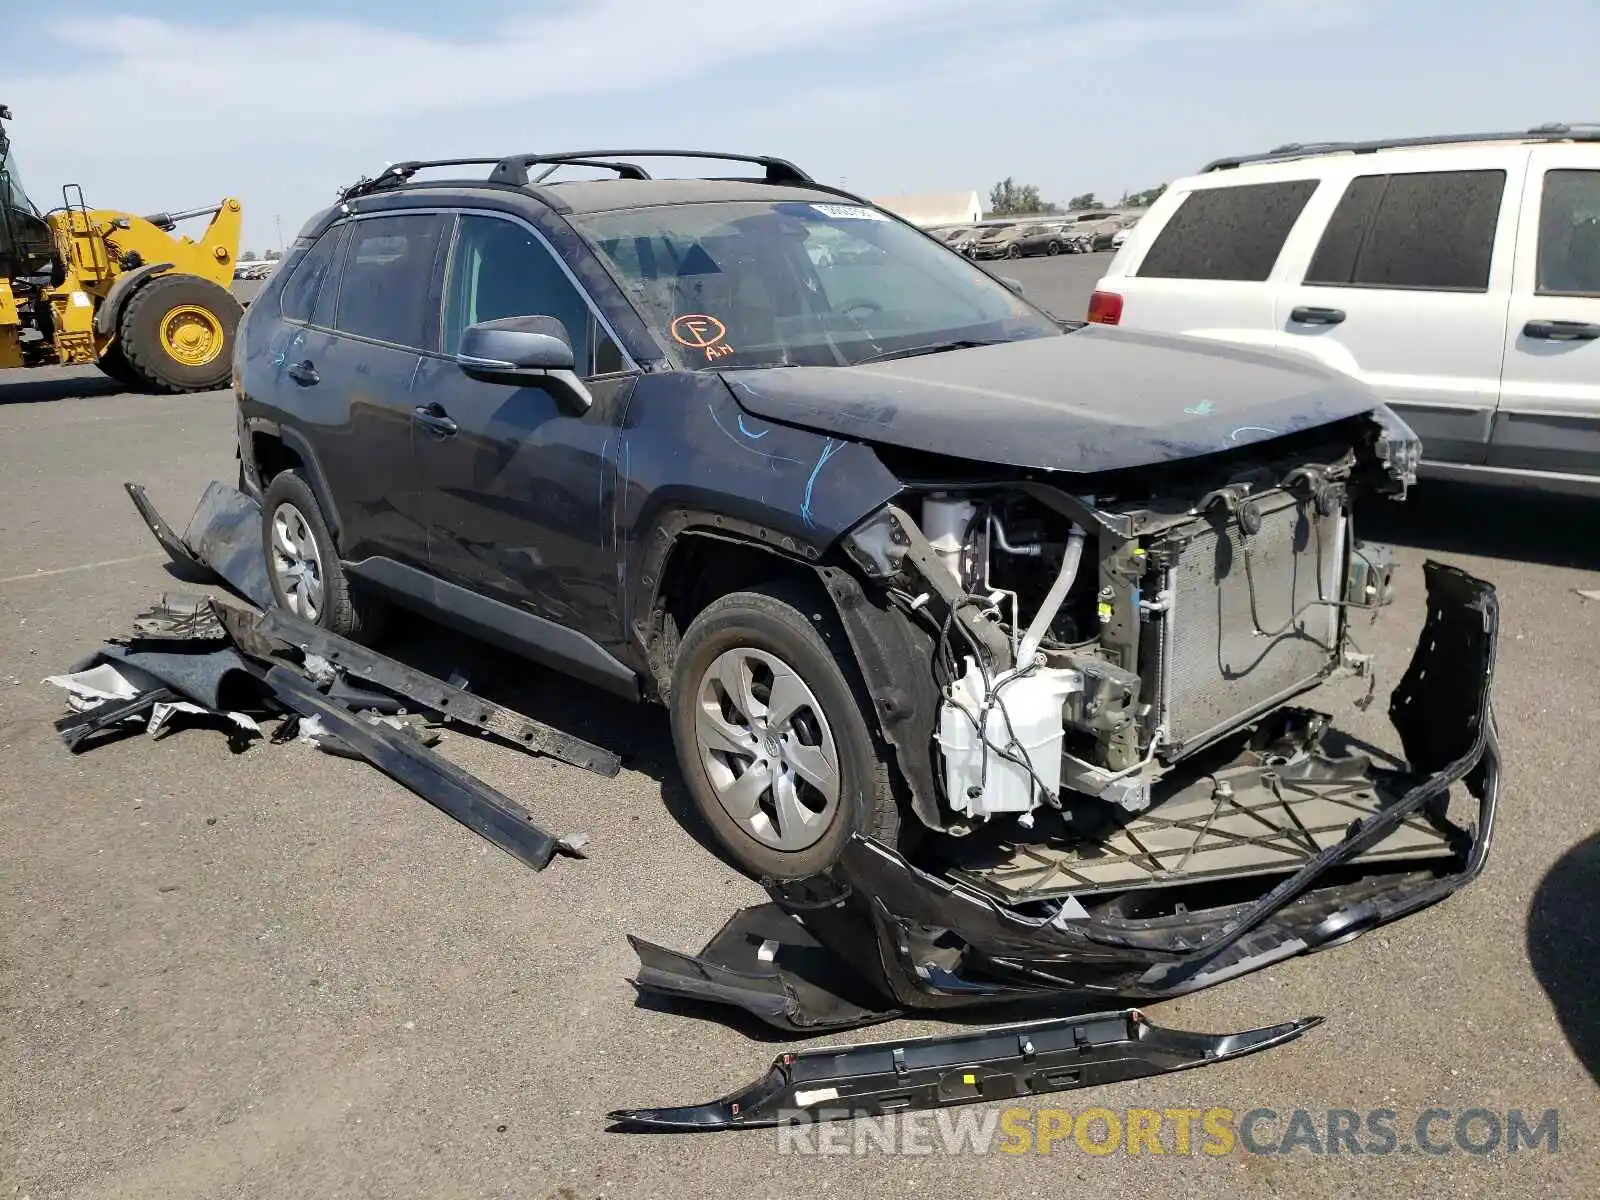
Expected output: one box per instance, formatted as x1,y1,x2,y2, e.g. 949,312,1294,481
1087,291,1124,326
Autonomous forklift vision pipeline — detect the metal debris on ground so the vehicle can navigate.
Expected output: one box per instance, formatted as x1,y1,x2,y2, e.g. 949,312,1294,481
607,1008,1323,1130
44,591,594,872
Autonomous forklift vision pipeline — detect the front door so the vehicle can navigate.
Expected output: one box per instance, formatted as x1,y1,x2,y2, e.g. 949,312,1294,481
413,212,635,640
1492,148,1600,481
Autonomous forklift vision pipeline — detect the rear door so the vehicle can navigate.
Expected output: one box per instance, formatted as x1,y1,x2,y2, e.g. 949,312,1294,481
1102,174,1319,340
1275,149,1527,465
310,210,450,565
1492,148,1600,481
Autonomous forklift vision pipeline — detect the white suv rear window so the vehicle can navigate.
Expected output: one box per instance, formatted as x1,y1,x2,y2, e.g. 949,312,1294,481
1135,179,1317,282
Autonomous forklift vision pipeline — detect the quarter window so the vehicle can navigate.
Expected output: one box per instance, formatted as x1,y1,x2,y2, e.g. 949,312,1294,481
1535,169,1600,296
442,215,623,376
278,226,343,324
1305,170,1505,292
333,213,449,349
1136,180,1317,281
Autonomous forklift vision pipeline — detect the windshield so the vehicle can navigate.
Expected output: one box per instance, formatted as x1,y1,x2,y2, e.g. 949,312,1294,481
0,146,40,217
576,201,1058,369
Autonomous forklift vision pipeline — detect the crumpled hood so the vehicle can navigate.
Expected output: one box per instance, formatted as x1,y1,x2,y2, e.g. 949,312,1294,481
723,325,1382,474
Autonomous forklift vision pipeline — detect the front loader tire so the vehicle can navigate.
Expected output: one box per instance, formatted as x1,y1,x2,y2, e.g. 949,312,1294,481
95,342,141,389
118,274,243,394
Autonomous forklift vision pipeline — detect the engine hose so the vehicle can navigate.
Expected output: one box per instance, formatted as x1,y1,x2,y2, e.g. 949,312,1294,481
1016,524,1085,667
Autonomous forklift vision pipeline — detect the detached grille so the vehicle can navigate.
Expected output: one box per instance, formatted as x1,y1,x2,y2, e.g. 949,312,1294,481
1160,493,1343,752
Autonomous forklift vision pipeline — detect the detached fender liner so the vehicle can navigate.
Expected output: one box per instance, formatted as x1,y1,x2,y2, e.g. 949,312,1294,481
607,1008,1322,1130
630,560,1500,1026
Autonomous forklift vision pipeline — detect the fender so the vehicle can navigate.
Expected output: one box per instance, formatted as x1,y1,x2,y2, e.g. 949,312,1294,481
93,262,173,338
240,416,347,543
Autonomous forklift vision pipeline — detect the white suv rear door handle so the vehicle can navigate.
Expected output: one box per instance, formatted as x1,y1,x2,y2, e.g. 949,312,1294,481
1523,319,1600,341
1290,306,1346,326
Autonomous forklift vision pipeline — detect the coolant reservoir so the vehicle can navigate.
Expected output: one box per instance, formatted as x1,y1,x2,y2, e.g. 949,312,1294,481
937,659,1079,819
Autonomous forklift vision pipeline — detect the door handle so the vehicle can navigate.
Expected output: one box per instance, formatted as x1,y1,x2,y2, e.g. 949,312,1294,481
1523,319,1600,341
286,359,319,386
413,404,459,436
1290,306,1346,326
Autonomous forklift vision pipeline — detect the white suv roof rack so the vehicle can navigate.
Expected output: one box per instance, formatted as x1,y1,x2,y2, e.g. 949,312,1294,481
1200,122,1600,173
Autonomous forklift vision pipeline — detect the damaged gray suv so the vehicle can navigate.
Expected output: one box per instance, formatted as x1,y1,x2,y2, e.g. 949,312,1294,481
233,150,1499,1020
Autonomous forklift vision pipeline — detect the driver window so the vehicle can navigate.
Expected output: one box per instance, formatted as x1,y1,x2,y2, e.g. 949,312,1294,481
443,215,623,375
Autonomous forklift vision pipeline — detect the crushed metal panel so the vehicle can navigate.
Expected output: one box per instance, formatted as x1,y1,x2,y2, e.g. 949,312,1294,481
264,666,573,872
607,1008,1322,1130
253,607,621,777
124,482,210,580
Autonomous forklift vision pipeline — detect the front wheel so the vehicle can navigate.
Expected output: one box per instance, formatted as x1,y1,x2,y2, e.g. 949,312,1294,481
1006,245,1022,259
1046,241,1061,256
669,583,904,879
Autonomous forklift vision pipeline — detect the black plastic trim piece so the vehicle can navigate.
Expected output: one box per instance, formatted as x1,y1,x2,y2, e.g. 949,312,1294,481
344,556,640,700
608,1008,1322,1130
254,606,620,776
264,667,569,871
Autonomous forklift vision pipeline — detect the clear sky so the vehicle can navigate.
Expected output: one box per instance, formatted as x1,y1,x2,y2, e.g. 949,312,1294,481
6,0,1596,253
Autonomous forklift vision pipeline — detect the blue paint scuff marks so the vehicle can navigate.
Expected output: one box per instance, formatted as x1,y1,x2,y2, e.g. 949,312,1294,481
706,402,804,465
736,414,770,440
799,438,846,530
1184,400,1216,416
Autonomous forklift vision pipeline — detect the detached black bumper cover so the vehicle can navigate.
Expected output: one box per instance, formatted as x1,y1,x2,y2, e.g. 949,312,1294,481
630,561,1499,1029
608,1008,1322,1130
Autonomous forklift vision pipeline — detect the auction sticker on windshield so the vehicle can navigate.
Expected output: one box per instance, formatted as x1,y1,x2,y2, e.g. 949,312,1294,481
811,204,889,221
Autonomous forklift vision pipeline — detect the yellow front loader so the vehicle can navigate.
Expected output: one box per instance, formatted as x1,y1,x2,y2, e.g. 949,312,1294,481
0,103,244,392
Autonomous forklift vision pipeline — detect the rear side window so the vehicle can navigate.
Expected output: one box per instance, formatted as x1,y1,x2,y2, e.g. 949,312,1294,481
1305,169,1505,291
333,213,450,349
1536,169,1600,296
1136,180,1316,281
278,227,342,323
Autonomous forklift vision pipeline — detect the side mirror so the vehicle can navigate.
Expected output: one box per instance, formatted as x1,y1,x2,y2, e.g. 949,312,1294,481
456,315,592,411
999,276,1026,297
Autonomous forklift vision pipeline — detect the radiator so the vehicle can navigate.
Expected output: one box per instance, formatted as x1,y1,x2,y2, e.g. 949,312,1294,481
1159,492,1344,752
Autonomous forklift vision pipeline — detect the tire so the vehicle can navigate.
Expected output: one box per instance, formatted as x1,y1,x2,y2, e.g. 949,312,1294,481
260,470,385,642
117,273,243,394
1046,241,1061,256
670,582,904,879
95,342,141,389
1005,245,1022,259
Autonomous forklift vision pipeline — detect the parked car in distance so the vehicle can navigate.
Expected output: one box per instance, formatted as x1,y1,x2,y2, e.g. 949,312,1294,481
1092,124,1600,495
930,224,978,256
968,222,1023,259
1110,221,1138,249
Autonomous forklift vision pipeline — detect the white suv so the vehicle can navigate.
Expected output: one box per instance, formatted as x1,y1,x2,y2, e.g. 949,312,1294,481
1091,125,1600,495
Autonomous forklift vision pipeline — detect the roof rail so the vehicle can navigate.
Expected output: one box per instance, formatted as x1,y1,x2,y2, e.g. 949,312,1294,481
339,150,814,201
488,150,813,187
1200,122,1600,172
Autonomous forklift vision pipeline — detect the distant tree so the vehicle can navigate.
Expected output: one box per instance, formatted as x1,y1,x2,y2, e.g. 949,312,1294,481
240,249,258,262
1068,192,1100,210
264,248,282,261
989,177,1058,216
1119,183,1168,208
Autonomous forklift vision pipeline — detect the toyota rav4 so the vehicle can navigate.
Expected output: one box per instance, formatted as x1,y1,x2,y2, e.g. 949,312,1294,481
233,152,1498,998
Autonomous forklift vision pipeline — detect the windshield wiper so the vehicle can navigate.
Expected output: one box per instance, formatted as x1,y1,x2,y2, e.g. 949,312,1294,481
856,338,1009,365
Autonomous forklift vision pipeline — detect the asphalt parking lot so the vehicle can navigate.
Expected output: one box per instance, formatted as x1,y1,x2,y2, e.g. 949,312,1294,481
2,252,1598,1198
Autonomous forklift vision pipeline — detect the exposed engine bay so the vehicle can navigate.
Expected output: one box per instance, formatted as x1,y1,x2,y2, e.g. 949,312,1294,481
842,409,1428,879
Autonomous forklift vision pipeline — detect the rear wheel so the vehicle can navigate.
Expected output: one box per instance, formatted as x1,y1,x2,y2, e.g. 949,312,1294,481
1046,240,1061,256
118,274,243,394
261,470,385,642
670,582,905,879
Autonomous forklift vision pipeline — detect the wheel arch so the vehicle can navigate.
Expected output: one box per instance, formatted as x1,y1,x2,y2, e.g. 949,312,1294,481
92,262,173,339
241,417,346,544
634,518,946,831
